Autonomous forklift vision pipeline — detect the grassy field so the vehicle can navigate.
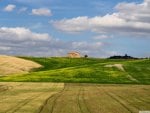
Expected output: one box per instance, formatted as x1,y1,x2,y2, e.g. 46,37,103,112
0,82,149,113
0,57,149,84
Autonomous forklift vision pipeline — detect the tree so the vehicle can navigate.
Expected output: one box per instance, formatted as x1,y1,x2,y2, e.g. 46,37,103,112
84,54,88,58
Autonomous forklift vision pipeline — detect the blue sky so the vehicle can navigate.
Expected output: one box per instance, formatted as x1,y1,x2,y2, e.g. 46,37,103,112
0,0,150,57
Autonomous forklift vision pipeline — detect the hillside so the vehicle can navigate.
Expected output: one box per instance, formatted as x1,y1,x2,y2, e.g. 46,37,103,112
0,57,149,84
0,55,42,76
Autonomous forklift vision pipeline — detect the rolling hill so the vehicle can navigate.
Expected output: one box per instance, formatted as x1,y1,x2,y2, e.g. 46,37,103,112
0,57,149,84
0,55,42,76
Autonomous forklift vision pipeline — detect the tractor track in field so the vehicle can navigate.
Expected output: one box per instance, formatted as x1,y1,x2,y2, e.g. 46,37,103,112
4,84,58,113
77,87,84,113
77,86,91,113
81,88,91,113
134,97,150,104
0,85,9,92
0,83,24,94
38,84,66,113
110,92,149,109
101,88,135,113
46,85,66,113
0,83,26,103
5,95,38,113
96,86,136,113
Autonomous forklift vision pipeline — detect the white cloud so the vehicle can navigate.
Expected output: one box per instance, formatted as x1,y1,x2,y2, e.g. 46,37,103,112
51,0,150,37
0,27,59,56
0,27,50,41
0,27,111,57
51,17,89,33
115,0,150,22
4,4,16,12
32,8,52,16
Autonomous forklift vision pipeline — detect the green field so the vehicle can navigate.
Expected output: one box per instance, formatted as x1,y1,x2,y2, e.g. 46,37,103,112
0,57,149,84
0,82,149,113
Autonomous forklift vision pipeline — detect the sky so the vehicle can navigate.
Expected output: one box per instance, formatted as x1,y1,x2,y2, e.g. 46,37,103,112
0,0,150,57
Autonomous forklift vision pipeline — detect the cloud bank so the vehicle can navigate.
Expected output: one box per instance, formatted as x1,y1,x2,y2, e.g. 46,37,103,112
52,0,150,37
0,27,112,57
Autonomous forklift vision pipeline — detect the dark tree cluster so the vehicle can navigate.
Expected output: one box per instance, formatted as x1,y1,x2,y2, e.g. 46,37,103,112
109,54,137,59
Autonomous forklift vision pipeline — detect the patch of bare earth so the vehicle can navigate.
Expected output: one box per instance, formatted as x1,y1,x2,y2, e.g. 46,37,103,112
0,55,42,76
105,64,139,82
105,64,125,71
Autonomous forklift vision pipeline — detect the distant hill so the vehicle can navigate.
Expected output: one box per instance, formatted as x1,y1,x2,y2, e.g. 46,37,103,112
0,55,41,76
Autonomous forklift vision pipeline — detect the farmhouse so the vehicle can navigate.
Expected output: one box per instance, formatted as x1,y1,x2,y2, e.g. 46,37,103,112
67,52,81,58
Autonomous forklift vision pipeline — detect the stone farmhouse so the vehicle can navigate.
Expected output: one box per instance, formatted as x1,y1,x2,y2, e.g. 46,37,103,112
67,52,81,58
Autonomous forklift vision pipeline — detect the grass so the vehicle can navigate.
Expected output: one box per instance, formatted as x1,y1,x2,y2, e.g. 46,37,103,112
0,82,149,113
0,57,149,84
